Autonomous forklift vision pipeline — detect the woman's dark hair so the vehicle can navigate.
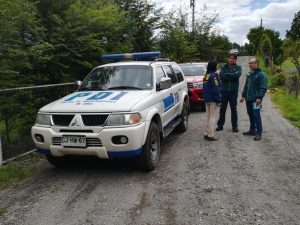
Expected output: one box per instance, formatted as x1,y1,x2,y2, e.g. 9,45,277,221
206,60,218,74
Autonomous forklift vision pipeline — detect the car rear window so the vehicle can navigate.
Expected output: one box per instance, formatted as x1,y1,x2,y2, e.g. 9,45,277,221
179,64,206,76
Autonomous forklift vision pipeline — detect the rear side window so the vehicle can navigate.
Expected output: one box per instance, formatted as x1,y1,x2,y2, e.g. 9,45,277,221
163,65,178,84
171,64,184,82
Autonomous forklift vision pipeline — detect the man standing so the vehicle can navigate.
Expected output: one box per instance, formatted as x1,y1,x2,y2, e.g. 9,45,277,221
240,58,268,141
216,53,242,132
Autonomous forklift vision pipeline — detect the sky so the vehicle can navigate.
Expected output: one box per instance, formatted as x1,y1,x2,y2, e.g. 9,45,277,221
151,0,299,45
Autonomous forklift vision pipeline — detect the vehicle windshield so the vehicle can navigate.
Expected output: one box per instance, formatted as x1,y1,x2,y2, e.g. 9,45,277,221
179,64,206,76
78,65,153,91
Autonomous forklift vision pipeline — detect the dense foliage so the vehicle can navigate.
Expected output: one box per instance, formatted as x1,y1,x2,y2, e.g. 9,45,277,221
286,10,300,40
0,0,234,89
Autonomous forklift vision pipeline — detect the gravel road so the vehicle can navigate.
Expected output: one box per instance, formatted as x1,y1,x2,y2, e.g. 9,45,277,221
1,56,300,225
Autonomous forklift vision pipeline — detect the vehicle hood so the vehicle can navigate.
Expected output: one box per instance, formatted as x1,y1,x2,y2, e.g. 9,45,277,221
39,90,152,113
185,75,204,83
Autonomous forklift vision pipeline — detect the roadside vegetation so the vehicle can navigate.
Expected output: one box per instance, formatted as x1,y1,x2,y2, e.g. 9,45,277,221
281,58,297,69
0,154,40,190
0,207,6,217
271,89,300,127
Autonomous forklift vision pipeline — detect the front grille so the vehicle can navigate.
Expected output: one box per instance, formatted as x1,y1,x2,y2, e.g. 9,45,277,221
52,115,74,126
81,115,109,126
59,129,94,133
52,137,102,147
52,137,61,145
187,82,194,88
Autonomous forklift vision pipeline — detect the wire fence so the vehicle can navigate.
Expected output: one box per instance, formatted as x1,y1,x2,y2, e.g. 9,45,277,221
0,83,77,163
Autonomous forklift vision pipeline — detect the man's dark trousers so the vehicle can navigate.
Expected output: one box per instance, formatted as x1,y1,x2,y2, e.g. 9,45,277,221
246,101,262,135
217,91,238,129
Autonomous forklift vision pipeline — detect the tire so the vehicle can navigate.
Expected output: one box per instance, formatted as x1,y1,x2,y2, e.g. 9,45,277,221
45,154,66,167
176,100,189,132
136,122,161,171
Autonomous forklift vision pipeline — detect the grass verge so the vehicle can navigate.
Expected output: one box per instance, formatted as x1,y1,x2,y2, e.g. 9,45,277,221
0,207,6,217
0,154,40,191
271,88,300,128
257,54,300,128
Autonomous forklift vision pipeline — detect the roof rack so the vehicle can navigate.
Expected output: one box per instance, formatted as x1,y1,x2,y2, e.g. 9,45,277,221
154,58,171,62
101,52,161,62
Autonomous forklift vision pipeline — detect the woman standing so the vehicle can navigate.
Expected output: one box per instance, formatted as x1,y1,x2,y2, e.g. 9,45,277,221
203,60,221,141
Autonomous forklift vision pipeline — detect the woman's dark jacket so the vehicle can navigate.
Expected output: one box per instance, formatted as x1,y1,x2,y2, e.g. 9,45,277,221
203,72,221,103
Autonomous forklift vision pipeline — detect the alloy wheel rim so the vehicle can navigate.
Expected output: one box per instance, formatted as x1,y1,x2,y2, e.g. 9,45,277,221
150,131,158,161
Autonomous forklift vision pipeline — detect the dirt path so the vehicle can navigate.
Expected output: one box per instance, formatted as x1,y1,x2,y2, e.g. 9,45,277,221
1,56,300,225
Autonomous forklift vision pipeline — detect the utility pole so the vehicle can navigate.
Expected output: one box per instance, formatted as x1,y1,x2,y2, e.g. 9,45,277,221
190,0,195,32
260,18,263,28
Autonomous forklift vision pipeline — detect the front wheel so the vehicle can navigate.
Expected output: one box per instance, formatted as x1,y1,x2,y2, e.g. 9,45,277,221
45,154,66,167
135,122,161,171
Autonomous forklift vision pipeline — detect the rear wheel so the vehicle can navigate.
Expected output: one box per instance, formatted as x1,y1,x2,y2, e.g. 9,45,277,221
176,100,189,132
136,122,161,171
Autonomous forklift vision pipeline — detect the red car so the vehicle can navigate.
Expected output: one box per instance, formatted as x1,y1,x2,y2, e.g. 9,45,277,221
179,62,207,109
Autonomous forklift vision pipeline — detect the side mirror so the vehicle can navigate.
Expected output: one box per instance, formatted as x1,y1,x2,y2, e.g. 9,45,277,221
75,80,82,86
157,77,171,91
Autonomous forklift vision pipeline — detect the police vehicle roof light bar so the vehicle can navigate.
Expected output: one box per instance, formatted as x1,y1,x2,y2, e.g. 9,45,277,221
101,51,161,62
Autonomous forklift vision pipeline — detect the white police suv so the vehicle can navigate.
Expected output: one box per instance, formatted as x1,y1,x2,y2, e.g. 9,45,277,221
31,52,189,171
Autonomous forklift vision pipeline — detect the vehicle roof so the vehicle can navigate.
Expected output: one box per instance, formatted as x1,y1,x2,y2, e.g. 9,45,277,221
95,61,177,69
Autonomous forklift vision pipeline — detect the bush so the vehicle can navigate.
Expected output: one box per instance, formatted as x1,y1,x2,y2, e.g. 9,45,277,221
271,66,282,74
270,72,286,87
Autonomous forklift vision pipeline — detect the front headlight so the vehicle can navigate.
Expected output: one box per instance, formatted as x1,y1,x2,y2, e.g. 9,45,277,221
35,113,51,126
106,113,142,126
193,82,203,88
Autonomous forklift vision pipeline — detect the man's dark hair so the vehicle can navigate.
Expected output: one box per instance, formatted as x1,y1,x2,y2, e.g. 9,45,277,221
228,53,237,60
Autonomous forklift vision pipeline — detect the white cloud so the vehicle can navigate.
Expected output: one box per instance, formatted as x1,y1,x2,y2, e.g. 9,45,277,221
151,0,299,45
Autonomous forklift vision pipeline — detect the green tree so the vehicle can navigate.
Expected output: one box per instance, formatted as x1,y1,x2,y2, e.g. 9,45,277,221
0,0,42,88
282,38,300,98
260,33,273,67
158,10,197,62
32,0,133,82
209,34,232,62
247,27,282,58
114,0,161,52
286,10,300,40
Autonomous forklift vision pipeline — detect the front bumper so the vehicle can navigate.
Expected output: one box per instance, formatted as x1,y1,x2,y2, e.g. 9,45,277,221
31,122,146,159
188,88,204,105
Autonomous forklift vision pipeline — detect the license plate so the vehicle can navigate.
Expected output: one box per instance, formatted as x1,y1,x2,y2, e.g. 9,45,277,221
61,136,86,147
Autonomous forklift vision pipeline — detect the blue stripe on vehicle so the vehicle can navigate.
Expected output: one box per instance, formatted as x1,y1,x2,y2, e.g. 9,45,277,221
163,94,175,112
107,147,142,158
36,148,51,155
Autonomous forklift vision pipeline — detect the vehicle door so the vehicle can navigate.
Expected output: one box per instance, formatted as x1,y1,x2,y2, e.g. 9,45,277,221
161,64,180,125
171,63,187,114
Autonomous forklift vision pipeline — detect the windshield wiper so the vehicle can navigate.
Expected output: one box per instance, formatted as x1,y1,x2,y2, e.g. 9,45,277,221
107,86,143,90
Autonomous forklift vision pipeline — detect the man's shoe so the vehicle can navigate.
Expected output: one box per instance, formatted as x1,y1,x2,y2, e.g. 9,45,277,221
207,136,218,141
232,127,239,132
243,130,255,136
216,127,223,131
204,135,209,140
254,134,262,141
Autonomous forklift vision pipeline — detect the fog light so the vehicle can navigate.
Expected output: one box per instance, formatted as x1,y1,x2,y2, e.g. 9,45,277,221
120,136,128,144
34,134,44,143
112,136,128,145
